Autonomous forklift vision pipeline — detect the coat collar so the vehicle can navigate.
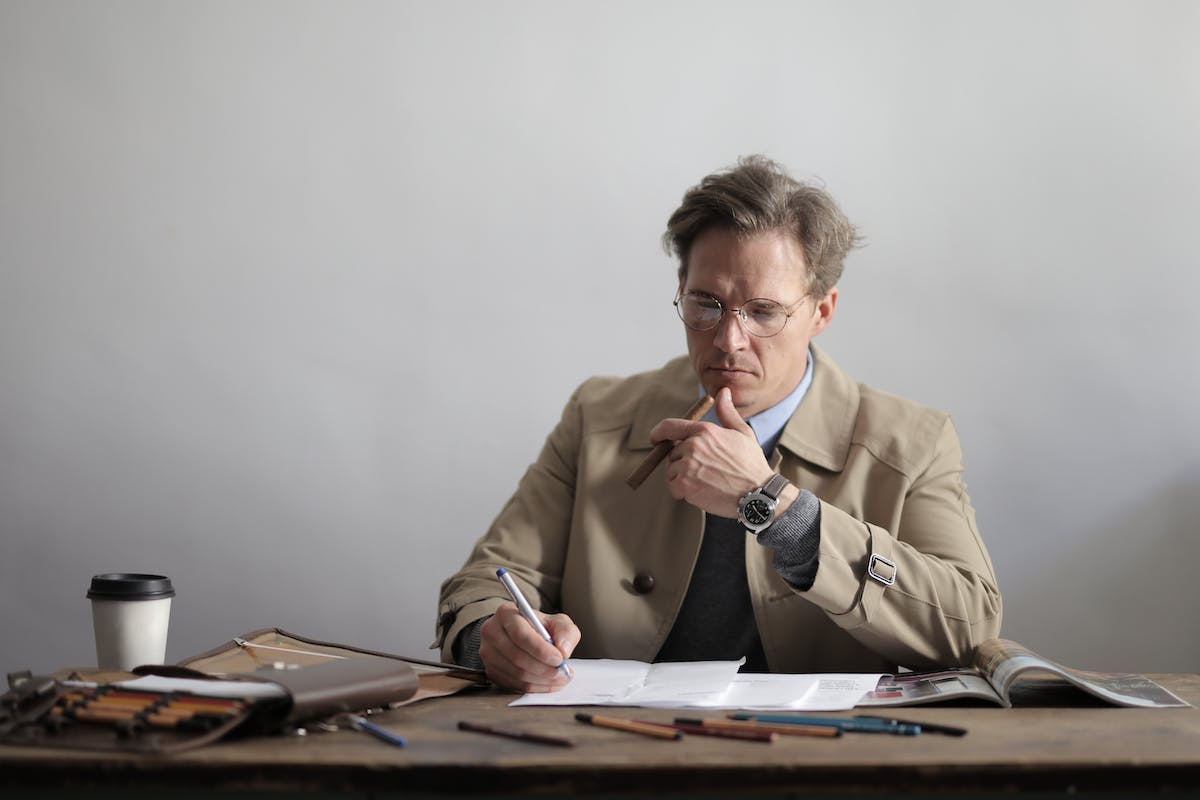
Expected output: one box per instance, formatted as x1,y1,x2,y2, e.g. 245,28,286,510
777,345,859,472
628,345,859,473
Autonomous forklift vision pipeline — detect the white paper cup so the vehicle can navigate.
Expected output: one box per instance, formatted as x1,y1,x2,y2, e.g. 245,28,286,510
87,573,175,670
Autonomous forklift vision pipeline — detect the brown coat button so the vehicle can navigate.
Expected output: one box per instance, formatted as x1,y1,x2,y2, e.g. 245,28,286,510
633,572,656,594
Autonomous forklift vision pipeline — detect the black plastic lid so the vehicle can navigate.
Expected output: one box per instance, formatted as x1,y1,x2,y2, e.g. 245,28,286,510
87,573,175,600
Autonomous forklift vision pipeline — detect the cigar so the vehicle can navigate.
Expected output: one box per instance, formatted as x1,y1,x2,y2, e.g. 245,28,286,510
626,395,715,489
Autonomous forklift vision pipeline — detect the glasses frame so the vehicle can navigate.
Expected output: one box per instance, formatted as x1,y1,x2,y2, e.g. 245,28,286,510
673,290,809,338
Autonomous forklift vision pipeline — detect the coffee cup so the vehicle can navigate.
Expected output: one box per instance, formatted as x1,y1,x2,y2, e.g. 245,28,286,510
87,573,175,670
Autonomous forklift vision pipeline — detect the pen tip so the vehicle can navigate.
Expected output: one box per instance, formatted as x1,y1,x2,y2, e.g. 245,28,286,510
496,567,507,577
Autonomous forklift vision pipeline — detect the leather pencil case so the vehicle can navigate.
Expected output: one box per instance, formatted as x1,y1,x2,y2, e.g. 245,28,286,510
1,627,486,753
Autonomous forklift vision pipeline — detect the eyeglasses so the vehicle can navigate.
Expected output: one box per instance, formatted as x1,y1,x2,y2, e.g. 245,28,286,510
674,291,808,338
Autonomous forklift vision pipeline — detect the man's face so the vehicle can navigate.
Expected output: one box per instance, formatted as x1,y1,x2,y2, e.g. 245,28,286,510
681,227,837,418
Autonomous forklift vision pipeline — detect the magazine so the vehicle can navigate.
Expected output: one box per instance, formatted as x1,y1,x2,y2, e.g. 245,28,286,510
857,639,1189,709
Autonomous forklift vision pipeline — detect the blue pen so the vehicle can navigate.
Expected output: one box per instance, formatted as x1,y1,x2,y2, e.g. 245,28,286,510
856,715,967,737
346,714,407,747
730,713,921,735
496,567,573,679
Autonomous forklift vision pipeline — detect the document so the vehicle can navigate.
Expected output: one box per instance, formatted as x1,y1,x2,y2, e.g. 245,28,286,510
719,672,884,710
508,658,883,711
509,658,744,708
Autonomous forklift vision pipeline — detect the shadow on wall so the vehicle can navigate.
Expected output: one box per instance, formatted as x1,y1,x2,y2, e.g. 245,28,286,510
1002,470,1200,673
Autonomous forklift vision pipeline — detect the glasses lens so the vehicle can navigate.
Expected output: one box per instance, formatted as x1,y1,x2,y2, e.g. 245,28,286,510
740,299,788,336
677,294,723,330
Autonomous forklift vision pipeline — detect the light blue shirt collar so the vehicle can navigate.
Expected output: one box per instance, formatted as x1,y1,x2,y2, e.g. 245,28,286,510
701,347,815,456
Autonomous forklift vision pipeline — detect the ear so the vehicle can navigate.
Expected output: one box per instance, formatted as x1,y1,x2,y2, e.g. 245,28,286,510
810,287,838,335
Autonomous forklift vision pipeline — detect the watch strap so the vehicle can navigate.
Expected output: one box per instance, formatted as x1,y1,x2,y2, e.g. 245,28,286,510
760,473,790,501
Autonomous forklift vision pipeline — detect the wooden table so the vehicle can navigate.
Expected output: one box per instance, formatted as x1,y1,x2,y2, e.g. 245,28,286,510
3,675,1198,798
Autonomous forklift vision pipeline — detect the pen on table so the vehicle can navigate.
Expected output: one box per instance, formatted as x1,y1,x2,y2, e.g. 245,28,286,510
674,717,842,738
575,712,682,740
346,714,407,748
458,720,575,747
640,719,776,743
729,713,922,736
626,395,715,489
855,715,968,737
496,567,573,679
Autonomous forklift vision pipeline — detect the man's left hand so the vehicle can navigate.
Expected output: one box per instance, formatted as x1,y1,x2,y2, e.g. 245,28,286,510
650,387,773,517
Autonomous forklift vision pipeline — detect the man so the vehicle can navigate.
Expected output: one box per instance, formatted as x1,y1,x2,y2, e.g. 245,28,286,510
435,156,1002,692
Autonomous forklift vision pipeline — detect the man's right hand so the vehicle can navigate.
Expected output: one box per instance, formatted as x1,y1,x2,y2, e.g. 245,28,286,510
478,603,580,692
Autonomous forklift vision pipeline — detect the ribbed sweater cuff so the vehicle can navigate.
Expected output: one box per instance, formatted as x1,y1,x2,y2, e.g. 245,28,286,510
755,488,821,590
452,617,488,670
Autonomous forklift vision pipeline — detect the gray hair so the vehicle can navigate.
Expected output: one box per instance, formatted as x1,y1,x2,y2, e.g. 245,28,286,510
663,155,861,299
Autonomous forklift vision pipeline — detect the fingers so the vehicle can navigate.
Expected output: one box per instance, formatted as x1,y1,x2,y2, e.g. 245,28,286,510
713,387,752,432
479,605,578,693
649,417,702,446
650,388,750,446
543,614,581,659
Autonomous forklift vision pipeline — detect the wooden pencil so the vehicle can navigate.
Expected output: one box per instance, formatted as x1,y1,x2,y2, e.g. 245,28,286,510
575,712,682,740
677,717,843,738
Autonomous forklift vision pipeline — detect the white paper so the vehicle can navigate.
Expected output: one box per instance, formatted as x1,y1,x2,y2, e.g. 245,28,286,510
509,658,883,711
709,673,885,710
508,658,743,707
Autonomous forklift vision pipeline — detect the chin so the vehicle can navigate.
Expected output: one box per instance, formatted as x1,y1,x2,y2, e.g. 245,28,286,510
732,398,758,418
722,390,757,416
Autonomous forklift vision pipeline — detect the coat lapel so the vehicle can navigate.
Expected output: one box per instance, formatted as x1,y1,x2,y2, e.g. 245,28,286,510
627,356,700,451
776,345,859,473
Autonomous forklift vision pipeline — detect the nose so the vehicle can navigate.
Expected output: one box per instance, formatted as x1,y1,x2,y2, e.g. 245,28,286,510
712,308,750,352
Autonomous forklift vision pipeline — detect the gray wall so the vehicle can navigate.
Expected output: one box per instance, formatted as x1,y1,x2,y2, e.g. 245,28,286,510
2,1,1197,674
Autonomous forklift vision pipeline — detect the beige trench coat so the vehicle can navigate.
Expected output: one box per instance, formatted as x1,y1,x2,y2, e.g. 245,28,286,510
436,346,1002,672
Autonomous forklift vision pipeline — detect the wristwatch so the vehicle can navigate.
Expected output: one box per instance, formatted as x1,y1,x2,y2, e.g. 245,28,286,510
737,473,791,534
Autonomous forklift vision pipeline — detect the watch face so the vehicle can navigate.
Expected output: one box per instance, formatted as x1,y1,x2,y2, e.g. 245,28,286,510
743,497,773,526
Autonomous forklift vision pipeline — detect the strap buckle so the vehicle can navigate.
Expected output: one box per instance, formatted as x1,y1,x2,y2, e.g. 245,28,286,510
867,553,897,586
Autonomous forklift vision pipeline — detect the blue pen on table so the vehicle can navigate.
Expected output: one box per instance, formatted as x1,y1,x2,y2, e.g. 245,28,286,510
496,567,573,679
729,713,921,736
856,715,967,737
346,714,407,747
